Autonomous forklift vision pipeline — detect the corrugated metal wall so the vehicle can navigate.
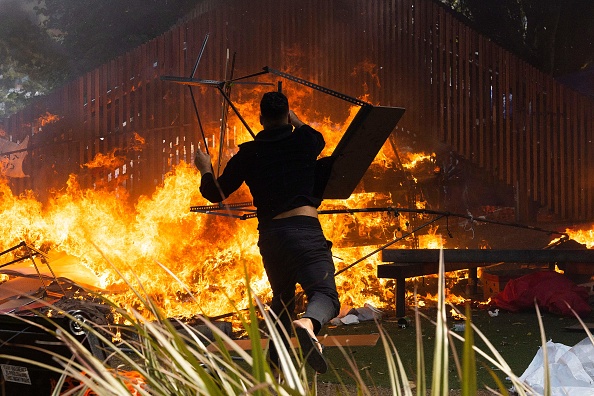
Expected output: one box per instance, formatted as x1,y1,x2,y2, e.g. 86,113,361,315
2,0,593,221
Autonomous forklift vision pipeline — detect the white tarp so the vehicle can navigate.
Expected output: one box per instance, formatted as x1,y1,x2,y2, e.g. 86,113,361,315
0,135,29,178
517,338,594,395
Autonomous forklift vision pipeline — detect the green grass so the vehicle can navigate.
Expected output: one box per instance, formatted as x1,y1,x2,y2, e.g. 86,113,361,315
316,308,590,390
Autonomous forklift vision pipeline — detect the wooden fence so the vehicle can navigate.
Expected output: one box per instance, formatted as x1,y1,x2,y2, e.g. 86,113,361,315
2,0,593,221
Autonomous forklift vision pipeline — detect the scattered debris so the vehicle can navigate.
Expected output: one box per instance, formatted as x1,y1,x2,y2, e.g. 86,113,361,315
489,271,591,317
513,338,594,395
330,303,383,326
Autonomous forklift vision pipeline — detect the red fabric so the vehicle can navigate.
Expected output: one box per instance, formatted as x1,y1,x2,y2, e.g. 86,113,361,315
489,271,591,317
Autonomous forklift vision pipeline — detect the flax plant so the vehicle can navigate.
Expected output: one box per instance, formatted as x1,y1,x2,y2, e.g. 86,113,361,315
431,249,449,396
0,247,583,395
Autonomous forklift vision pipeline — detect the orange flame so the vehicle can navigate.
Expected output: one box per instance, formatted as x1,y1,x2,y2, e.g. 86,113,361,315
401,152,434,170
564,224,594,248
82,149,126,170
39,111,62,127
0,77,496,321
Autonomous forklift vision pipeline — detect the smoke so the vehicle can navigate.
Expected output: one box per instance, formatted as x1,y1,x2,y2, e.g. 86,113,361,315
0,0,43,25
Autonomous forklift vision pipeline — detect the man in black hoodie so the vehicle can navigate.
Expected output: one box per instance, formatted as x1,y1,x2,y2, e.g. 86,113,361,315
194,91,340,374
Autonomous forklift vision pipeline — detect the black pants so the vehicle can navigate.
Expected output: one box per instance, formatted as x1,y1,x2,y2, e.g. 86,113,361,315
258,216,340,366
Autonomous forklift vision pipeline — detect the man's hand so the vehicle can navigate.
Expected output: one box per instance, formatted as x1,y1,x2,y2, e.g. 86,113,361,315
194,150,213,175
289,110,305,128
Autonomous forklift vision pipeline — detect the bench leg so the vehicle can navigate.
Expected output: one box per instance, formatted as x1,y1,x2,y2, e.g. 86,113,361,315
396,277,406,318
466,267,478,295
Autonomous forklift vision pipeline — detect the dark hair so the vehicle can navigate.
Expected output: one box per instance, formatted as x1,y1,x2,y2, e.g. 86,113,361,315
260,91,289,120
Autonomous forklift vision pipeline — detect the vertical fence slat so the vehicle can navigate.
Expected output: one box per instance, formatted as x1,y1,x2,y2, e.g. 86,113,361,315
463,24,472,160
576,94,583,220
503,50,511,185
583,99,594,219
544,72,552,211
435,5,443,143
486,35,495,175
537,66,545,209
477,34,485,168
575,94,583,220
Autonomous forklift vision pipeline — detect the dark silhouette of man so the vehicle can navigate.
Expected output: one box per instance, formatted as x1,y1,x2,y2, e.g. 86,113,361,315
194,91,340,374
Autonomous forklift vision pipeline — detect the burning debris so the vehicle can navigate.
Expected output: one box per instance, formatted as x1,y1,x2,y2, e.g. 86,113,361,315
1,119,590,332
0,242,113,326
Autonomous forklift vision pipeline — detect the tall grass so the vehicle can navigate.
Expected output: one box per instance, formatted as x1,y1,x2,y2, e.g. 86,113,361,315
0,249,572,395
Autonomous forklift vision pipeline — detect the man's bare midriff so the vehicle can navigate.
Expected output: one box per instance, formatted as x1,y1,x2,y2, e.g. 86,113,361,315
273,205,318,219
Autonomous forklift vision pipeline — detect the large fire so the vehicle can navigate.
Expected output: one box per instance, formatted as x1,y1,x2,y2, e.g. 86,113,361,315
0,81,476,324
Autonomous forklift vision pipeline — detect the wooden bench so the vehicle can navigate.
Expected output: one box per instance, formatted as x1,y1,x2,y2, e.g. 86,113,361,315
378,249,594,317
